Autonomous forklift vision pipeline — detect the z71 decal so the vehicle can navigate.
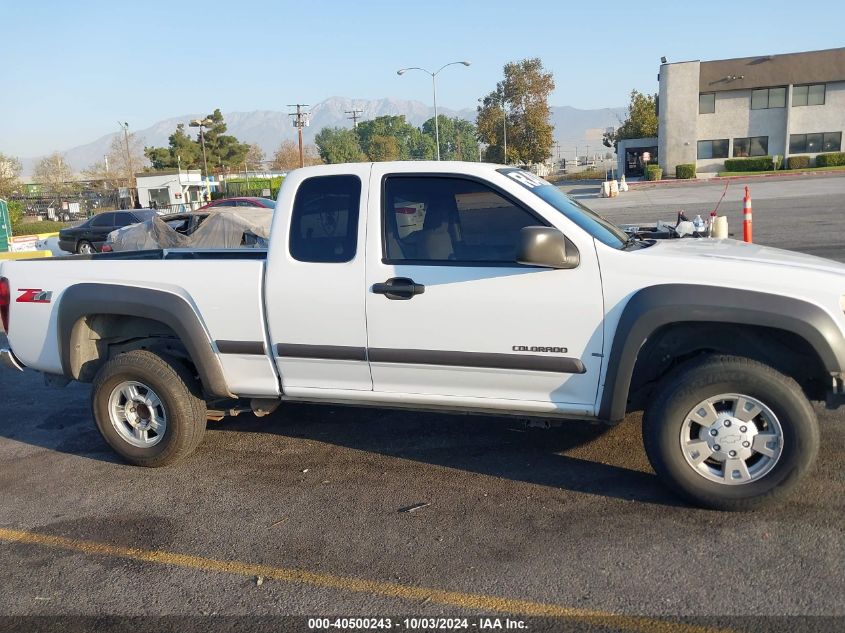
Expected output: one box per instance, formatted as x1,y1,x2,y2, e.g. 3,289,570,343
16,289,53,304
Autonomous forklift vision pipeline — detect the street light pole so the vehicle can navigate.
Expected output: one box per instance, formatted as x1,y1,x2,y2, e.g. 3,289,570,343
397,61,471,161
431,73,440,161
503,104,507,165
498,86,508,165
190,117,213,201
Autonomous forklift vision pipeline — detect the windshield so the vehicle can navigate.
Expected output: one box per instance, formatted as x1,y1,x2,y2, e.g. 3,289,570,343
498,168,628,249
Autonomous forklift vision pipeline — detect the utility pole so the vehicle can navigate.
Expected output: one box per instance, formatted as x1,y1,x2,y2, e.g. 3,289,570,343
288,104,310,168
344,109,363,128
118,122,134,205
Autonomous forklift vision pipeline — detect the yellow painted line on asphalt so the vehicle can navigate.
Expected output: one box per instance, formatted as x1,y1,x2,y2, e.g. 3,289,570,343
0,527,730,633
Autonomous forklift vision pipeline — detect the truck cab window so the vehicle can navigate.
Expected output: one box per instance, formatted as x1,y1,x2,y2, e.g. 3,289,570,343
289,175,361,263
383,176,543,264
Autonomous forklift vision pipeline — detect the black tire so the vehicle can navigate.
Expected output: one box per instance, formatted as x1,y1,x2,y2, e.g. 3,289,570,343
642,355,819,511
91,350,207,467
77,240,94,255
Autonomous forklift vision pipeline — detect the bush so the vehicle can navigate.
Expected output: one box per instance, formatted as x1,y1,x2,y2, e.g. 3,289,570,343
786,155,811,170
815,152,845,167
554,169,607,181
7,201,24,232
645,165,663,181
14,221,69,235
723,156,774,172
676,164,696,179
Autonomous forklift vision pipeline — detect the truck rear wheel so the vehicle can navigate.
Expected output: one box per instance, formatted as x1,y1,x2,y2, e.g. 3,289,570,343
642,355,819,511
91,350,207,467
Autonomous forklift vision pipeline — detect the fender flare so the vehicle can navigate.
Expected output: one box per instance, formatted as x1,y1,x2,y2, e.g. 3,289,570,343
599,284,845,422
56,283,233,398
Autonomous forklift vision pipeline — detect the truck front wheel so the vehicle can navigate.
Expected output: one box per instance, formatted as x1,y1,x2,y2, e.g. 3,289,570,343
91,350,207,467
643,355,819,510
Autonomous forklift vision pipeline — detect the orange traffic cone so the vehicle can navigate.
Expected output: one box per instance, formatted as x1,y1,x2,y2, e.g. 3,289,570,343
743,186,753,243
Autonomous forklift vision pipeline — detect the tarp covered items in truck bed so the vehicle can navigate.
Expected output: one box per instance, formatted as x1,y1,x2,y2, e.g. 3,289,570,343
108,208,272,251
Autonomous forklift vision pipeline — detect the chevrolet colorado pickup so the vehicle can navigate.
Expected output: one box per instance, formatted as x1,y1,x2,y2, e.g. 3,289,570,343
2,162,844,510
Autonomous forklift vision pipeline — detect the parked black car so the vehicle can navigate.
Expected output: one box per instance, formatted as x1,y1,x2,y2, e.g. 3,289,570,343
58,210,157,254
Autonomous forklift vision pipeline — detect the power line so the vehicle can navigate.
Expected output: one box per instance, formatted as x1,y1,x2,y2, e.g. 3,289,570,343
344,109,363,128
287,104,310,168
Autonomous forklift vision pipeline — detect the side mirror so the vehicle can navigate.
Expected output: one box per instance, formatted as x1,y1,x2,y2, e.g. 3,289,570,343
516,226,580,269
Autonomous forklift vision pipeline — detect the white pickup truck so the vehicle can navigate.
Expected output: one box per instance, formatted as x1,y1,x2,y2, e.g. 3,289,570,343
2,162,845,510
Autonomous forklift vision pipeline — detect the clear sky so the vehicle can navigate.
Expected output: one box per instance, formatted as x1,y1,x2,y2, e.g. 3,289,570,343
2,0,844,157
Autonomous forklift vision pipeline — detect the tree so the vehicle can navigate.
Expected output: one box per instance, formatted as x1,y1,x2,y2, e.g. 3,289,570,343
477,58,555,164
144,109,250,172
271,140,322,170
408,128,436,160
602,90,658,152
202,109,251,169
314,127,366,164
367,135,401,161
145,123,201,170
0,153,22,197
356,115,419,161
109,131,145,189
245,144,266,168
422,116,479,161
82,160,121,190
31,152,76,194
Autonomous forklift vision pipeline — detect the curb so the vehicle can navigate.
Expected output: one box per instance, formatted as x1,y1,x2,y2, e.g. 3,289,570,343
628,169,845,188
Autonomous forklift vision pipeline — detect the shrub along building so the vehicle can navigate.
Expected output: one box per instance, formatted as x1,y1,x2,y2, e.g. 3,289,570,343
619,47,845,178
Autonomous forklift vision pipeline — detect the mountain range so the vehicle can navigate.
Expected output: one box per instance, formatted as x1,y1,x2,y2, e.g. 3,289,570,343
20,97,625,176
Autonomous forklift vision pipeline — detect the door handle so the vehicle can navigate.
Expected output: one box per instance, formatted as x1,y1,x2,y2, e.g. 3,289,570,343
372,277,425,300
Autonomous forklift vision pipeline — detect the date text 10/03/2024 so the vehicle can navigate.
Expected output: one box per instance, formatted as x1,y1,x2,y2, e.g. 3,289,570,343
307,617,528,630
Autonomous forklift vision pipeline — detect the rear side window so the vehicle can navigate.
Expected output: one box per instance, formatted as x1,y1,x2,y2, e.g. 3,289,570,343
289,175,361,263
114,212,136,227
90,213,114,227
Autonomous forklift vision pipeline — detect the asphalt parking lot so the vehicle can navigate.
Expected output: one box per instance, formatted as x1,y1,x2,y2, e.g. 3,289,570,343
563,173,845,262
1,175,845,631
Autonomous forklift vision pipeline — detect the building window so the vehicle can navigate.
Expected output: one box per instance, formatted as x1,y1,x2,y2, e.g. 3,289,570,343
824,132,843,152
733,137,769,157
697,139,729,159
792,84,826,107
699,93,715,114
751,87,786,109
789,132,842,154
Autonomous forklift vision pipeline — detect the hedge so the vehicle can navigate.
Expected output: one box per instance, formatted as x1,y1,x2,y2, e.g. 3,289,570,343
786,155,811,170
723,156,774,172
646,165,663,181
816,152,845,167
14,221,69,235
676,164,696,179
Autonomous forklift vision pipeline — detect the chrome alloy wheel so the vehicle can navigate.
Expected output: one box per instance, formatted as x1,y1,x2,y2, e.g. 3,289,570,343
679,393,783,485
107,381,167,448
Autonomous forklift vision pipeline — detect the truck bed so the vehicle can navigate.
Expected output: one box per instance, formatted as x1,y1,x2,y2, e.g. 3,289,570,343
0,253,279,397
